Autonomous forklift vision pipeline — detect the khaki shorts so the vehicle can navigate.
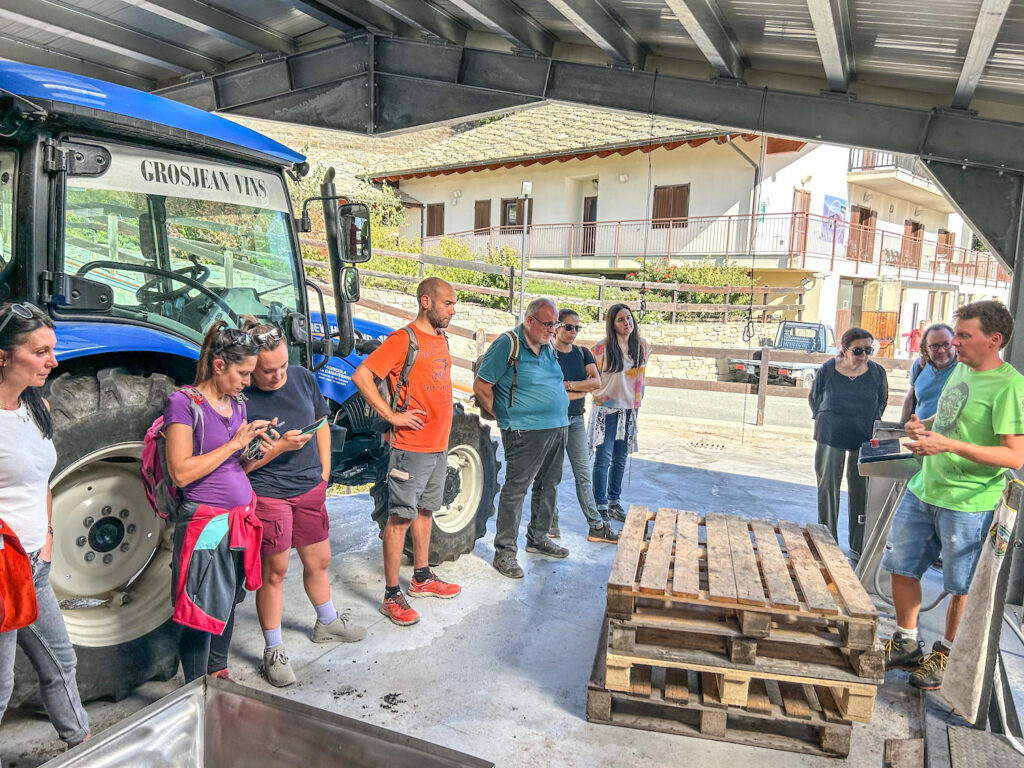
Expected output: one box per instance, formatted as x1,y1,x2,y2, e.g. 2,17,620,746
386,449,447,519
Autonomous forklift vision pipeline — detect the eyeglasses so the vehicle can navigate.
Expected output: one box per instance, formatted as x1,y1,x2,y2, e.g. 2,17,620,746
927,341,952,351
849,346,874,356
561,324,582,333
0,302,41,339
529,316,559,330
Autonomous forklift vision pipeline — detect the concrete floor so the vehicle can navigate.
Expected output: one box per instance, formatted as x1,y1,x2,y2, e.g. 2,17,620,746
2,413,1021,767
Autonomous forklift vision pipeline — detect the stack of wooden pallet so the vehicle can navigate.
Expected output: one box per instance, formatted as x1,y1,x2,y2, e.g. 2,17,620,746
587,506,884,758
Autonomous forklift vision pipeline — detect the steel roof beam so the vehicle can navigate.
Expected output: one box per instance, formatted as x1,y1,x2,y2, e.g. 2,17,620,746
0,32,156,90
952,0,1012,109
0,0,223,75
547,0,645,68
360,0,469,44
126,0,298,54
806,0,853,92
289,0,416,38
444,0,557,55
664,0,743,79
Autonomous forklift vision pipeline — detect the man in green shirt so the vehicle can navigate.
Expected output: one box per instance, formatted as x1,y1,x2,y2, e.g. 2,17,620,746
882,300,1024,690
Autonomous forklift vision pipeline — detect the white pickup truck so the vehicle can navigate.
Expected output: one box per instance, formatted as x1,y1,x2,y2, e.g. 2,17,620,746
728,321,838,388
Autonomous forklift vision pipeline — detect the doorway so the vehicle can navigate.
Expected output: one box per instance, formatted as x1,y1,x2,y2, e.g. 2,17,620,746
790,188,810,261
581,195,598,257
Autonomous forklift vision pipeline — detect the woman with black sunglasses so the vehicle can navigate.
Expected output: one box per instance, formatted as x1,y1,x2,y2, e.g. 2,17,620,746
163,320,270,682
0,302,91,752
808,327,888,555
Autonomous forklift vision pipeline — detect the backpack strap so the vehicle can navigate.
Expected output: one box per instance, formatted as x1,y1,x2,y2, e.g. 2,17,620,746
177,385,207,456
506,330,520,408
391,326,420,413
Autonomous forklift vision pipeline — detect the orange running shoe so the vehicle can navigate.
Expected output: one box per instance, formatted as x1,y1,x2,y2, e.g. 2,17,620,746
409,571,461,599
380,592,420,626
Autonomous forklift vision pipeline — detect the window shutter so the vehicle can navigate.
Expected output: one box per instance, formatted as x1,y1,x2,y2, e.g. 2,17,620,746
474,200,491,232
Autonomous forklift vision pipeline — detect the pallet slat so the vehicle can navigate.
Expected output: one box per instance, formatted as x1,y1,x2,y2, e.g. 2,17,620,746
705,513,738,603
749,517,802,609
726,514,767,606
671,510,700,598
776,521,839,615
607,505,650,589
639,508,677,594
805,524,879,619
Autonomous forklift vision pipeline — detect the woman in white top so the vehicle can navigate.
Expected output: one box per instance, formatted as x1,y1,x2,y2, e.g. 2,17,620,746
588,304,650,522
0,302,90,752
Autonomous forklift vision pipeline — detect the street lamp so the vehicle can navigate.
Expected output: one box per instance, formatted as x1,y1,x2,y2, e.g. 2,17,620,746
518,180,533,323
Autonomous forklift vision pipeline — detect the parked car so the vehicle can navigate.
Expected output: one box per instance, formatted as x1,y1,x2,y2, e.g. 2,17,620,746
728,321,838,387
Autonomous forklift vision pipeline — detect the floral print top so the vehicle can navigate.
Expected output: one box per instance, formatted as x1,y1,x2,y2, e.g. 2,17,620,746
590,339,650,410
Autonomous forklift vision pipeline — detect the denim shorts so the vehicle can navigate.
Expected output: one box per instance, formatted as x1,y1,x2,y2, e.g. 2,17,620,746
881,491,993,595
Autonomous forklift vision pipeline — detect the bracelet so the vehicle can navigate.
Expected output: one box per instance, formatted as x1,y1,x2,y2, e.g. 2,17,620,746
47,526,54,535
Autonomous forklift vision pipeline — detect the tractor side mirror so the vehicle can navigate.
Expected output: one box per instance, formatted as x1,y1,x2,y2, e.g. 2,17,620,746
337,203,371,264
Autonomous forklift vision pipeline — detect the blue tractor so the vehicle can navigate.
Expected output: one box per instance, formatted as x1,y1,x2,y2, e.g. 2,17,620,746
0,63,498,704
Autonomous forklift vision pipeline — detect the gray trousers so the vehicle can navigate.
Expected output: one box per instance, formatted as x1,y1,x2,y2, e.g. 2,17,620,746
555,414,603,528
0,555,90,750
814,442,866,554
494,426,567,555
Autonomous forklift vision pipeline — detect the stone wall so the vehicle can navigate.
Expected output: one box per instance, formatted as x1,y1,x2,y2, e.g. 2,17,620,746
351,287,778,380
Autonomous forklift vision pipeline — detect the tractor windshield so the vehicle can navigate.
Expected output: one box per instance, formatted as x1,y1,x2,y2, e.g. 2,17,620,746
62,141,302,342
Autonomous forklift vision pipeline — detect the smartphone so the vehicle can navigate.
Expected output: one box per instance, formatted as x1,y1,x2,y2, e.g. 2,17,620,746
298,416,328,435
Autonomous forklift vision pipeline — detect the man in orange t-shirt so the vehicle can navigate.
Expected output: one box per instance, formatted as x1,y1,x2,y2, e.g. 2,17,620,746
352,277,460,626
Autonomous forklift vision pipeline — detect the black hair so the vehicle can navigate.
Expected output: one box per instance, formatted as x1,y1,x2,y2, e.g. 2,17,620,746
194,320,259,386
919,323,955,364
0,302,55,439
558,308,580,322
840,327,873,348
601,303,646,372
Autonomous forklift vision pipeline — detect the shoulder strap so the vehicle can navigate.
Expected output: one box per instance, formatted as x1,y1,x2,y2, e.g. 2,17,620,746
911,359,924,384
505,330,520,408
391,326,420,411
176,386,206,456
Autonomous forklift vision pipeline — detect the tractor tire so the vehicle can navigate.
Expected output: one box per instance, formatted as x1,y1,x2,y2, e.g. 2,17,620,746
371,404,500,566
10,369,181,706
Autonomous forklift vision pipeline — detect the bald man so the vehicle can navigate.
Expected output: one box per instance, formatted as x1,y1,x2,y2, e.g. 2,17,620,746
353,277,461,627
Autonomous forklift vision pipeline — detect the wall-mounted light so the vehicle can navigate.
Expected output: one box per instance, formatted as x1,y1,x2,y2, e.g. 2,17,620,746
800,275,816,290
862,192,873,202
618,173,629,183
521,180,533,196
914,206,922,217
591,178,600,190
889,204,895,214
800,174,813,185
452,189,462,198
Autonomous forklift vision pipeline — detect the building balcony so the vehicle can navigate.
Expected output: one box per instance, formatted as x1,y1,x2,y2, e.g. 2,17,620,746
423,212,1010,289
847,149,954,213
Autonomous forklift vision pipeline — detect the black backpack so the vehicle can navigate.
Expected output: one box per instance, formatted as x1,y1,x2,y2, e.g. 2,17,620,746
370,326,419,433
471,330,521,422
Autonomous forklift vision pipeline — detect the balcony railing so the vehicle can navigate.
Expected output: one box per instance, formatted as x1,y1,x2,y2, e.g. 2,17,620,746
848,149,932,182
422,212,1010,288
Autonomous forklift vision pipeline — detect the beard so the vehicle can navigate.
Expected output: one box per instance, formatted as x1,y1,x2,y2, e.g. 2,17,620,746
427,307,450,329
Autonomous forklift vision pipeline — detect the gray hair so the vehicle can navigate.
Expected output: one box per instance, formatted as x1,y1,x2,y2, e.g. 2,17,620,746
525,297,557,318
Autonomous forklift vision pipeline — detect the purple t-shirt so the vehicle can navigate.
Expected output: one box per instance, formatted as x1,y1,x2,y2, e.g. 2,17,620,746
164,390,254,509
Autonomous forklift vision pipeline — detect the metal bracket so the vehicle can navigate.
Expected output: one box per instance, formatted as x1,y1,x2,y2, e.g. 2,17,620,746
42,140,111,176
42,271,113,311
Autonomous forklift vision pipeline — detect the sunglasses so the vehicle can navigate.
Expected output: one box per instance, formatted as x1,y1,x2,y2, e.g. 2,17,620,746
251,327,283,346
848,346,874,356
561,324,582,333
0,302,42,338
219,328,281,350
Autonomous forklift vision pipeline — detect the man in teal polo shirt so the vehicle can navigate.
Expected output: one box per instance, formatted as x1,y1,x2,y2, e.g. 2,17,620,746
882,300,1024,690
474,298,570,579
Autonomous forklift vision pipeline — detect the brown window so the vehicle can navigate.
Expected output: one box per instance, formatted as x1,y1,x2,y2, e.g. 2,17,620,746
426,203,444,237
652,184,690,228
474,200,491,232
500,197,532,232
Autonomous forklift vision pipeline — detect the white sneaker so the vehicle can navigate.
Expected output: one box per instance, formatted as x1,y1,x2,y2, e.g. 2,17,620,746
262,646,296,687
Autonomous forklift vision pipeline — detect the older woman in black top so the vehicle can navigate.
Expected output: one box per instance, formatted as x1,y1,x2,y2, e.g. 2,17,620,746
808,327,888,555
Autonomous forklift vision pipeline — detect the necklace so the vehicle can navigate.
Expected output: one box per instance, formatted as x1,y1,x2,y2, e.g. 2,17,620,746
0,398,30,423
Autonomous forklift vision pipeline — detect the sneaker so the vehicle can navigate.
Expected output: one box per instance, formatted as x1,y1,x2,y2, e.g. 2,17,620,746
493,551,524,579
909,642,948,690
409,571,461,599
209,668,232,681
312,610,367,643
262,646,296,688
587,523,619,544
606,503,627,522
883,633,925,671
549,514,561,539
599,508,610,523
380,592,420,626
525,537,569,559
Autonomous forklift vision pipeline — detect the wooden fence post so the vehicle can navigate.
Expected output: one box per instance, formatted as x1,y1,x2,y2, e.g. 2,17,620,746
598,279,606,322
417,259,425,279
508,266,516,315
476,328,485,359
756,346,770,426
723,285,731,324
671,290,678,323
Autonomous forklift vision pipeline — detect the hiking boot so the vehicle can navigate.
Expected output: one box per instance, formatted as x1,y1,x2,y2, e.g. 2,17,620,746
380,592,420,626
883,633,925,671
493,551,524,579
409,571,461,599
312,610,367,643
262,646,296,688
606,503,627,522
525,537,569,559
549,514,561,539
909,642,948,691
587,523,619,544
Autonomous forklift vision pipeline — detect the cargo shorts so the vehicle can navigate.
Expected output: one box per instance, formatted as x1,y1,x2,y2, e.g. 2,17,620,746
386,449,447,520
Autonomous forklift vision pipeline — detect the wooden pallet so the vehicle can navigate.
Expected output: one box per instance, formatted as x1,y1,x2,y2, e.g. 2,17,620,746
607,507,880,652
588,621,853,757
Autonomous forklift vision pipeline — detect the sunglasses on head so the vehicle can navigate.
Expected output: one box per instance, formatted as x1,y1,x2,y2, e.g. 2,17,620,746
561,324,582,333
0,302,43,338
849,346,873,356
219,327,280,350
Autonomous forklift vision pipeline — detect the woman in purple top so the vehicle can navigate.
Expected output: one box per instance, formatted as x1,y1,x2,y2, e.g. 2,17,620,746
164,321,270,681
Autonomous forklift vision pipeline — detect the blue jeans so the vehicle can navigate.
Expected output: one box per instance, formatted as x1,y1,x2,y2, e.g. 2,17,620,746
0,555,90,749
592,411,628,509
557,414,603,528
881,491,993,595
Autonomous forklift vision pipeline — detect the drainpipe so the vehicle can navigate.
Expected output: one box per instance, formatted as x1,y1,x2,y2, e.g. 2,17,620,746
727,136,761,230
